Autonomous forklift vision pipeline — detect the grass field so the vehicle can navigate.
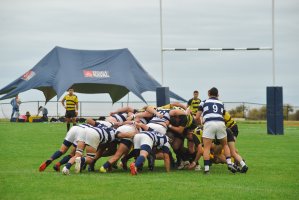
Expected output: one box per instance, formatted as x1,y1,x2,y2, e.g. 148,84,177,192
0,121,299,200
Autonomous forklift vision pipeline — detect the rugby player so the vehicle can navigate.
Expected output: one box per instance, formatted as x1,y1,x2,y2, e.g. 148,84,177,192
61,123,136,175
39,125,84,172
196,87,236,174
61,88,78,131
187,90,201,116
129,122,171,175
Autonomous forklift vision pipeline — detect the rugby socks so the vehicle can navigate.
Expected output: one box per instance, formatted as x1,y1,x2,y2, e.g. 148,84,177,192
226,157,232,165
204,160,210,172
135,156,145,168
80,157,86,168
67,123,70,131
240,160,246,168
45,160,52,166
58,154,72,165
51,151,63,160
65,162,72,170
103,161,112,170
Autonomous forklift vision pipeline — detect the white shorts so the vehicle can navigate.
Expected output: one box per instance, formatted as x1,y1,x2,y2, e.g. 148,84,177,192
65,126,86,146
133,133,153,149
202,121,227,140
116,125,136,142
84,127,100,150
147,123,167,135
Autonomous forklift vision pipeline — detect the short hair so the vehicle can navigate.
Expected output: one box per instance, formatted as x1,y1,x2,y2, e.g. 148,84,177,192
193,90,199,94
208,87,218,96
68,87,74,91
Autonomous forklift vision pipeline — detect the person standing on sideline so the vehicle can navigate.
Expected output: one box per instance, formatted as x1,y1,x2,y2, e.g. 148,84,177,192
187,90,201,116
196,87,236,174
10,95,21,122
61,88,78,131
38,106,48,122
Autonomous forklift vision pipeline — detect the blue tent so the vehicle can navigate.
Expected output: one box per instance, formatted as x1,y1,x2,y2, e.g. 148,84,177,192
0,46,186,103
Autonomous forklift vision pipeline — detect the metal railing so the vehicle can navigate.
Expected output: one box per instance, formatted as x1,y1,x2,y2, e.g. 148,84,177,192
1,100,299,120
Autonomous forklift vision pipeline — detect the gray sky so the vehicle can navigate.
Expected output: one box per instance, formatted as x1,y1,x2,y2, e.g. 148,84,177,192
0,0,298,106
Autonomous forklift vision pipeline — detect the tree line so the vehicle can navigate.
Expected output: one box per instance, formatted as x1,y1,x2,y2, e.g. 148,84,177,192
228,104,299,120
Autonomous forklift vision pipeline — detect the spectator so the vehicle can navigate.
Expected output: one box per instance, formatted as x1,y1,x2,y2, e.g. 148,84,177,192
10,95,21,122
25,111,31,122
38,106,48,122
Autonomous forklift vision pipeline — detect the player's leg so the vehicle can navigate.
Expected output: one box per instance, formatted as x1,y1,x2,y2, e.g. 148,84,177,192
202,138,213,174
228,141,248,173
217,123,237,173
74,145,96,174
202,122,215,174
100,141,131,173
188,135,203,170
65,117,71,132
53,146,76,172
72,116,77,127
62,141,85,175
130,134,151,175
39,141,70,172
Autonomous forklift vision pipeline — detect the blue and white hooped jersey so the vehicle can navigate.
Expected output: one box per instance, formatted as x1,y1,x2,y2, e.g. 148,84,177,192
141,130,170,149
79,123,116,144
149,109,170,124
198,97,224,123
112,112,128,122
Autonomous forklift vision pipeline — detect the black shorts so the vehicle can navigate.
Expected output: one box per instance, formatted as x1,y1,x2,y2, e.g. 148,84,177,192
65,110,76,118
230,124,239,138
227,128,235,143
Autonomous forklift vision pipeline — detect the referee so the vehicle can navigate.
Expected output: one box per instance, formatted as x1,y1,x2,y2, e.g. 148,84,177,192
61,87,78,131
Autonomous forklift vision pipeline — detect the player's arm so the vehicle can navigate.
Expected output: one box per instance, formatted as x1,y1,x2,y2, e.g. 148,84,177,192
170,102,187,110
187,99,192,108
195,110,203,125
162,147,171,172
75,96,79,112
169,109,186,116
61,97,66,109
168,125,184,134
134,111,153,119
135,122,150,131
195,102,204,125
146,106,163,118
110,106,135,115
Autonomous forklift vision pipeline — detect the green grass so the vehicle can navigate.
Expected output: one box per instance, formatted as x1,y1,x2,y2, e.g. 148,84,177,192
0,122,299,200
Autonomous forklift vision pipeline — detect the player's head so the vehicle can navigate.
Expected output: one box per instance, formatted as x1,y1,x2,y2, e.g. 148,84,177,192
193,90,199,98
208,87,218,97
68,87,74,95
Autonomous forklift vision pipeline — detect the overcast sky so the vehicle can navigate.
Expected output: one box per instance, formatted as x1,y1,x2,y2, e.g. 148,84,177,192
0,0,298,106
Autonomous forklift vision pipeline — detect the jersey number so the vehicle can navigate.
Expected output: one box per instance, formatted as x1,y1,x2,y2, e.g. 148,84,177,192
212,104,218,113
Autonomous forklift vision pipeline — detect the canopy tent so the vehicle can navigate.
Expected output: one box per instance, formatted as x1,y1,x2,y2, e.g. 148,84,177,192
0,46,186,103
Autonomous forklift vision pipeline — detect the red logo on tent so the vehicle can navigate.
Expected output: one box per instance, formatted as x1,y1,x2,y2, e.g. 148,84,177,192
22,70,35,81
83,70,93,77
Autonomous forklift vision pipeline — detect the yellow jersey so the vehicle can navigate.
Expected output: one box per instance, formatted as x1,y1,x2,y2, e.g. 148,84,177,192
187,98,201,115
223,111,236,128
63,94,78,111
